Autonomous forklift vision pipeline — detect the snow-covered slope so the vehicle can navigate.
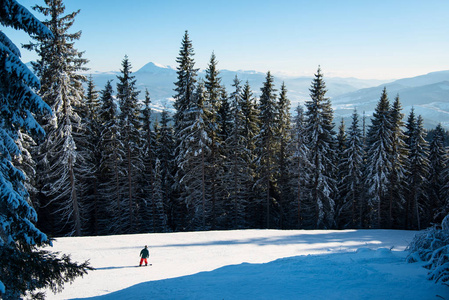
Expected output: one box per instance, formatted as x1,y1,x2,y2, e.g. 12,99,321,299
42,229,448,299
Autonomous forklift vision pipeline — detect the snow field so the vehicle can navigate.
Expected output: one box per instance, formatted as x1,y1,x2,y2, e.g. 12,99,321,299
43,229,448,299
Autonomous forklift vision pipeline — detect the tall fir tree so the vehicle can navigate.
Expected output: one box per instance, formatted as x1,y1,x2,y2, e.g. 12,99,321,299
239,81,260,227
405,114,430,230
172,31,198,229
275,82,292,228
304,66,336,228
387,95,408,228
83,75,101,235
176,81,211,229
116,56,143,233
223,76,251,228
97,80,124,234
204,52,223,228
427,124,448,223
341,109,365,227
335,119,349,228
365,88,393,228
289,105,309,228
255,71,278,228
138,89,159,232
26,0,88,236
173,30,198,133
0,1,91,298
155,109,175,231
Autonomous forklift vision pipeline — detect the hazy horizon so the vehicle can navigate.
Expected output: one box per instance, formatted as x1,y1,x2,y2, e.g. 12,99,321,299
6,0,449,80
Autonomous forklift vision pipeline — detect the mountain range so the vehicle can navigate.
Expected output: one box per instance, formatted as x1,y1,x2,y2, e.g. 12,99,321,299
88,62,449,129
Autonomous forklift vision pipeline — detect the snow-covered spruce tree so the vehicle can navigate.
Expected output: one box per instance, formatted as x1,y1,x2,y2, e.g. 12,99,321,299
0,1,91,298
364,87,393,228
138,89,159,232
304,66,336,229
335,119,349,228
79,75,101,235
223,76,251,228
340,109,365,228
276,82,293,228
255,71,279,228
427,124,448,224
97,80,125,234
72,75,101,235
239,81,260,227
385,94,408,228
405,113,430,230
176,81,211,230
204,52,224,228
155,109,176,231
407,214,449,284
404,108,416,228
172,30,198,229
116,56,143,233
173,30,198,133
25,0,88,236
289,105,309,228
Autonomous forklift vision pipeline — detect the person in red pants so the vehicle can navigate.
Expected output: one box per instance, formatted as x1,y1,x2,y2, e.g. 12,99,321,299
139,245,150,266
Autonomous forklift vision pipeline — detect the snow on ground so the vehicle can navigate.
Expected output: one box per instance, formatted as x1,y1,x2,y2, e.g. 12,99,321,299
43,229,448,299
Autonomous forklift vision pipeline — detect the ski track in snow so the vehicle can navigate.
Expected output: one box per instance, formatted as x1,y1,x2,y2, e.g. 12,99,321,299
42,229,449,299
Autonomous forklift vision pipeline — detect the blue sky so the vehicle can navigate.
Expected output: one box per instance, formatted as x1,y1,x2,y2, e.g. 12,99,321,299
5,0,449,79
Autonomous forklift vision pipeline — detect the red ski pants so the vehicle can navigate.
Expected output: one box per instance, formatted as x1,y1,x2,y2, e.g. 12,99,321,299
140,258,148,266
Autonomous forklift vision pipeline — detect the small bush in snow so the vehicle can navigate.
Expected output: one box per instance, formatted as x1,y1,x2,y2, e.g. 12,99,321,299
406,214,449,285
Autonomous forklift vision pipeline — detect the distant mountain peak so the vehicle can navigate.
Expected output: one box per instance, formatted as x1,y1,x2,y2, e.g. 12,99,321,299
137,62,175,73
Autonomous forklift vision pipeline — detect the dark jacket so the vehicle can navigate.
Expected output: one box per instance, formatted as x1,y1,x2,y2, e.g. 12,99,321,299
140,247,149,258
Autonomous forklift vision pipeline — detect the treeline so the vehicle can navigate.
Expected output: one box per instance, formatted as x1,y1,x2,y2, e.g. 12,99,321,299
22,4,449,236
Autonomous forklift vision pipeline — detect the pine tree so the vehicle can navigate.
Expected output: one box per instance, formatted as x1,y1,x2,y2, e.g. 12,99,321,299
404,108,417,228
427,124,448,223
155,109,175,231
239,81,260,227
173,30,198,133
82,75,101,235
97,80,124,234
256,71,278,228
223,76,252,228
138,89,159,232
364,88,393,228
26,0,88,236
335,119,349,228
116,56,143,233
387,95,408,228
204,52,223,228
176,81,211,229
0,1,91,298
406,114,430,230
204,52,222,116
289,105,309,228
276,82,292,228
304,66,336,228
341,109,365,227
172,31,198,229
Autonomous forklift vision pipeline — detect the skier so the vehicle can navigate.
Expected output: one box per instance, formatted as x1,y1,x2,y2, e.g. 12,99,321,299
139,245,150,266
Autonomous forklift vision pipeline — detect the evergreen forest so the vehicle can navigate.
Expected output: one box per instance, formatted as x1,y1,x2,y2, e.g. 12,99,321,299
5,1,449,238
3,1,449,298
